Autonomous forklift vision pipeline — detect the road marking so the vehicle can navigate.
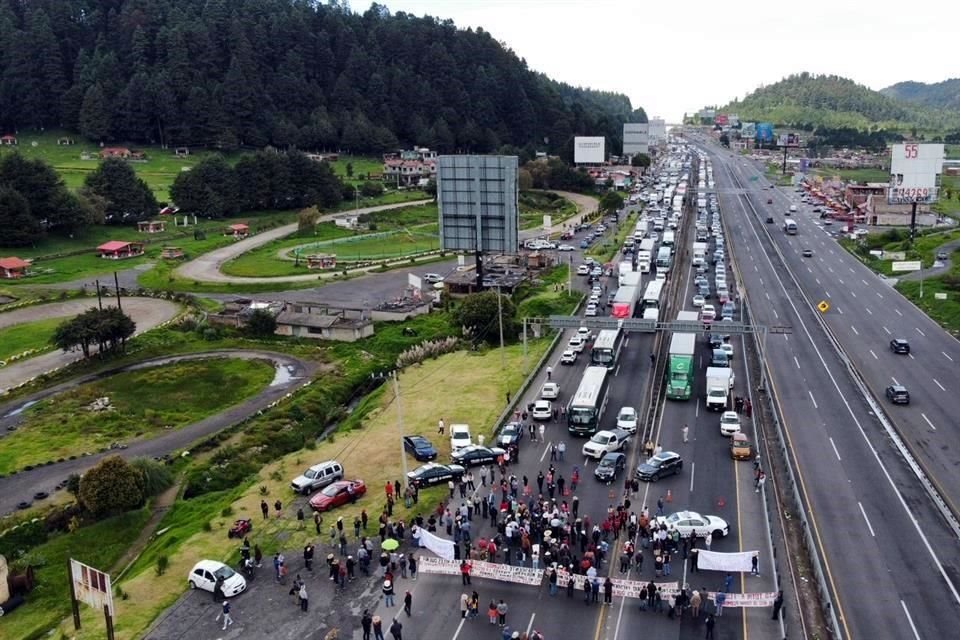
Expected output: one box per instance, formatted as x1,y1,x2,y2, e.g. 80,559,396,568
807,267,812,273
895,309,903,316
838,278,845,285
773,309,779,318
815,278,821,285
892,376,900,385
883,326,891,335
944,352,955,362
690,462,696,492
759,278,764,285
765,292,770,300
828,266,834,273
865,307,873,315
869,350,878,360
916,327,926,336
858,502,876,537
525,613,536,637
877,291,884,298
540,443,552,462
921,413,937,431
451,616,467,640
901,600,921,640
851,325,859,335
808,390,818,409
754,265,758,272
829,437,841,461
794,356,801,369
908,353,915,360
850,290,856,298
861,279,869,286
825,290,831,298
934,379,946,391
838,307,844,315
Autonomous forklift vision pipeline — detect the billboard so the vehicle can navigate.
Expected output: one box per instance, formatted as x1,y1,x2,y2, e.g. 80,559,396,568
777,133,800,147
888,143,944,204
574,137,605,164
648,119,667,143
437,155,519,254
622,123,649,156
756,123,774,143
714,114,729,126
70,559,115,616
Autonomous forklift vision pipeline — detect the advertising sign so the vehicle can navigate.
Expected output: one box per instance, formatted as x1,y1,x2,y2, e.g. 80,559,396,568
888,143,944,204
714,114,729,126
777,133,800,147
437,155,519,254
574,137,606,164
70,559,115,616
756,123,774,142
892,261,922,272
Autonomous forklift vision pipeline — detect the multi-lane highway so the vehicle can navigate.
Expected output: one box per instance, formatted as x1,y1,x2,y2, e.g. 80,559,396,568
702,140,960,639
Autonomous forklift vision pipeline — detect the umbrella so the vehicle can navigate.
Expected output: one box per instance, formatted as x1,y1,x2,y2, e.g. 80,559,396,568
382,538,399,551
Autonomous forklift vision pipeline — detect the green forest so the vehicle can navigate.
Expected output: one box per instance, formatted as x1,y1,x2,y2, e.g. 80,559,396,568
0,0,645,158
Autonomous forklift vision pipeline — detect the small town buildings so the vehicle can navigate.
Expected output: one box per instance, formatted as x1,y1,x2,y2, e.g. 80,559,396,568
334,215,359,230
382,148,438,186
274,308,374,342
57,137,75,145
99,147,131,159
96,241,144,259
137,220,166,233
160,247,184,259
0,135,17,146
226,223,249,238
0,257,29,279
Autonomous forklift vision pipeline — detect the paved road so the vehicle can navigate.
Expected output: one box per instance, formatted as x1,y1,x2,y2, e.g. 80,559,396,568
704,141,960,639
0,350,314,514
0,297,181,394
900,237,960,281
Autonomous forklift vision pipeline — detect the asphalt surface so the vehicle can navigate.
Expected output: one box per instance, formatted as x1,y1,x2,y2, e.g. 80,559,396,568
0,350,314,514
0,297,181,394
900,237,960,281
701,139,960,639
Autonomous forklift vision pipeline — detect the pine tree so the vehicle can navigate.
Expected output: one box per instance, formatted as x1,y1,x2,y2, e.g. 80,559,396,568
79,83,112,141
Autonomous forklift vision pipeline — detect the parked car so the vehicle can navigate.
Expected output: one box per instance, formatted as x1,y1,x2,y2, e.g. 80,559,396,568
309,479,366,512
450,424,472,451
594,452,627,483
423,273,444,283
720,411,740,436
635,450,683,482
403,435,438,462
188,560,247,597
532,400,553,421
557,244,575,252
885,384,910,405
616,406,638,433
290,460,344,495
730,432,754,461
407,463,466,488
577,264,590,275
936,251,948,260
452,444,507,467
496,422,524,447
889,339,910,354
560,349,578,365
652,510,729,539
541,382,560,400
802,249,813,257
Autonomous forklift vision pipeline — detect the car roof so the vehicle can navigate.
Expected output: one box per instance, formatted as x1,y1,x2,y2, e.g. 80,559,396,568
600,452,625,462
194,559,226,571
890,384,908,391
653,450,679,461
892,338,908,344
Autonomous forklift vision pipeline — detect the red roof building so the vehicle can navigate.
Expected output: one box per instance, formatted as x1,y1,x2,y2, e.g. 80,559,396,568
97,241,144,259
99,147,131,159
0,135,17,146
0,257,29,278
227,223,250,238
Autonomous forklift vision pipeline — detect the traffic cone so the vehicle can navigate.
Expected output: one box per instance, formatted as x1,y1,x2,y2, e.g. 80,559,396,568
666,489,672,503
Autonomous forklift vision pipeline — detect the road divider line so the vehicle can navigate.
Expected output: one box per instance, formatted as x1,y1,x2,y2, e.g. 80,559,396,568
837,308,843,315
933,379,945,391
525,613,536,637
851,326,859,336
915,327,925,337
900,600,921,640
861,279,868,286
850,291,856,298
451,616,466,640
826,291,831,298
829,437,841,461
943,351,954,362
921,414,937,431
838,278,845,285
690,462,696,492
808,390,818,409
865,308,872,315
869,350,877,360
895,309,903,316
794,356,801,369
858,502,876,537
540,442,552,462
883,326,891,335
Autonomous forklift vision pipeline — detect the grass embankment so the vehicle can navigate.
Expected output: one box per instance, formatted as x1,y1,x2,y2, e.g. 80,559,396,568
63,340,549,639
838,228,960,276
585,211,639,263
0,316,67,362
0,358,275,474
810,167,889,183
516,265,581,317
519,191,578,230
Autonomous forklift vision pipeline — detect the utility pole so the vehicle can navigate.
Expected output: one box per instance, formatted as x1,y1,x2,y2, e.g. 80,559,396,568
567,254,572,293
392,372,409,483
522,317,528,372
496,286,505,371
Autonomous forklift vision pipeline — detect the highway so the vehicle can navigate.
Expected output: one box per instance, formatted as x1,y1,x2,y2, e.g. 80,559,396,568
703,140,960,639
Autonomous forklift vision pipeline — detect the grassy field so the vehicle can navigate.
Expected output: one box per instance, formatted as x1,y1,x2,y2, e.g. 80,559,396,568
896,273,960,335
519,191,578,230
61,340,549,639
0,507,151,640
0,358,275,474
328,154,390,185
0,315,67,361
811,167,889,183
516,265,582,317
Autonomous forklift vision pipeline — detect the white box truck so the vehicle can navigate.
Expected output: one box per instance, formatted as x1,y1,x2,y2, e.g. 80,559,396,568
705,367,732,412
693,242,708,266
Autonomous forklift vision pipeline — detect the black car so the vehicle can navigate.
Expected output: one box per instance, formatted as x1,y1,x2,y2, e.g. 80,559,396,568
594,452,627,483
636,451,683,482
936,251,948,261
451,445,506,468
406,463,466,488
497,422,524,448
765,216,774,224
802,249,813,258
889,339,911,355
403,435,438,462
885,384,910,405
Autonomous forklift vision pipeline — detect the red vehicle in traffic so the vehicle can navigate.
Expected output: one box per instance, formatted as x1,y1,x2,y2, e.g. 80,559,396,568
309,479,366,512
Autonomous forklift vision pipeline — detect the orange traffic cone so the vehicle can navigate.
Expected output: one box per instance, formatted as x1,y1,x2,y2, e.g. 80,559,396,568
666,489,673,503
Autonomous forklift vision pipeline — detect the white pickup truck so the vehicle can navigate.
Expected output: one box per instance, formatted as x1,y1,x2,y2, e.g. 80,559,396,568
581,428,632,460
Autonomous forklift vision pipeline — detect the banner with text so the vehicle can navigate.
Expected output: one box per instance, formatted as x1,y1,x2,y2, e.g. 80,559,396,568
412,528,455,561
696,550,757,572
708,591,778,608
418,557,544,586
556,568,678,600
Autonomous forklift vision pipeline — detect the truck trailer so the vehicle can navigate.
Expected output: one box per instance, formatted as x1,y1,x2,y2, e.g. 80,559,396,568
705,367,732,411
666,333,696,400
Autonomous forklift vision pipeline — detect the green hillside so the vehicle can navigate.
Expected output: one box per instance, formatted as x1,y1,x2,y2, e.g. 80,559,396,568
882,79,960,111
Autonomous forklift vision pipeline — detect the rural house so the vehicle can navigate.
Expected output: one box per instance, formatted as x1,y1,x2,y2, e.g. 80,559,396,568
0,257,29,279
96,241,144,259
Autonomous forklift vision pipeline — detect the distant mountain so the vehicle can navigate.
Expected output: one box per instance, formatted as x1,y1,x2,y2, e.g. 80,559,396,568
881,79,960,110
723,73,960,131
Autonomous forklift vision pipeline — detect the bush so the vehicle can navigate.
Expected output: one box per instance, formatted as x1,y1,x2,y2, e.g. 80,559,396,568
0,519,47,558
360,181,384,198
79,456,146,518
156,555,169,576
131,458,175,498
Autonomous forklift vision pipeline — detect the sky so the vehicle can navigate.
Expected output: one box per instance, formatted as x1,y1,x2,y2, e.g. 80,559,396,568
375,0,956,123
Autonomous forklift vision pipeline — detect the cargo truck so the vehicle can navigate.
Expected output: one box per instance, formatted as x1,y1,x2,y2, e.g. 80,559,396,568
705,367,732,412
692,241,708,266
666,332,696,400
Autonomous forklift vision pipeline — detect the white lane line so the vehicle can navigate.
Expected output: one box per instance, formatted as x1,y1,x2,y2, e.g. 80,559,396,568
816,278,821,285
829,437,841,461
759,278,764,286
540,442,552,462
883,326,891,335
838,278,845,285
754,265,758,272
850,291,857,298
838,308,844,315
851,325,859,335
615,364,621,376
916,327,926,336
525,613,536,637
807,267,813,274
892,376,900,385
944,352,955,362
690,462,696,493
765,292,770,300
828,266,834,273
865,307,873,315
794,356,801,369
869,350,878,360
933,379,946,391
773,309,779,318
908,353,915,360
877,291,884,298
826,291,831,298
901,601,921,640
858,502,876,537
921,413,937,431
451,616,467,640
895,309,903,316
861,279,869,286
808,390,818,409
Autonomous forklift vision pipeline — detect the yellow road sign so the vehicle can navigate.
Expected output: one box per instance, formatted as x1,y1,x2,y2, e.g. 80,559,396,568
817,301,830,313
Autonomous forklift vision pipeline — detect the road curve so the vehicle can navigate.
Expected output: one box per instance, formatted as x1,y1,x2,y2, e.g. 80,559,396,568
900,237,960,281
175,200,433,284
0,349,316,515
0,297,181,394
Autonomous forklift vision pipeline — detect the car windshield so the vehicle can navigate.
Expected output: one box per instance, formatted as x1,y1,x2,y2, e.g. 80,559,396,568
619,410,634,420
646,457,662,469
569,407,595,424
452,432,469,440
599,458,615,468
303,469,318,479
502,426,517,437
320,483,343,497
214,566,237,580
591,434,611,444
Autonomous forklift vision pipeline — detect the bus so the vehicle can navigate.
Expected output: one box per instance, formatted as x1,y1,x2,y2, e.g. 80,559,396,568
590,329,624,369
567,366,610,436
640,280,664,326
656,246,672,270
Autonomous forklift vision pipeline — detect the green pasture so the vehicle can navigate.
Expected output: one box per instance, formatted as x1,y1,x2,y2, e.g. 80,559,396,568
0,316,67,362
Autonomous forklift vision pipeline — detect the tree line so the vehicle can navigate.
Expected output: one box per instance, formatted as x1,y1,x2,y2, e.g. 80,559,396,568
0,0,644,156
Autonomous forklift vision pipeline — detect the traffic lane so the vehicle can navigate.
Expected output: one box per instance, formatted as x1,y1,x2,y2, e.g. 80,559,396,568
720,184,959,638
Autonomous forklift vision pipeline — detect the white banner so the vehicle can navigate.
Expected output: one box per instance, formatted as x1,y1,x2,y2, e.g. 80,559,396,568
412,528,455,561
418,557,544,586
707,591,778,607
70,558,114,616
697,550,758,572
556,568,677,600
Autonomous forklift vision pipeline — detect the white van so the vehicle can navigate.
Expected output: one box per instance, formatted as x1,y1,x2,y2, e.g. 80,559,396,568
784,219,798,235
450,424,472,451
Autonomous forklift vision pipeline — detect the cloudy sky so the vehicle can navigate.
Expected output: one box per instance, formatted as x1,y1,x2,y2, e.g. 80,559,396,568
377,0,955,123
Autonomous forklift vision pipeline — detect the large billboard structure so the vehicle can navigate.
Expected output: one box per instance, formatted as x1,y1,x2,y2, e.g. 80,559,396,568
622,123,649,156
69,558,116,638
574,136,605,164
888,143,944,205
756,123,774,143
648,119,667,144
438,155,519,255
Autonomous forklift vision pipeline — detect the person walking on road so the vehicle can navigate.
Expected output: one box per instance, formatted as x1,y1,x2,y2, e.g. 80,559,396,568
690,590,702,618
751,553,760,576
496,599,509,627
216,600,234,631
724,573,733,593
438,418,445,434
488,600,498,624
756,471,766,493
404,591,412,617
772,590,784,620
682,424,689,443
383,579,395,607
715,591,726,617
299,583,309,611
705,613,716,639
539,423,546,441
372,615,385,640
460,559,472,585
362,610,373,640
461,593,470,618
603,577,613,604
546,366,553,381
390,618,403,640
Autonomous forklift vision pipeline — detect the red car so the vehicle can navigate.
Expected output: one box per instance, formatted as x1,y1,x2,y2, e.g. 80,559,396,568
309,479,366,512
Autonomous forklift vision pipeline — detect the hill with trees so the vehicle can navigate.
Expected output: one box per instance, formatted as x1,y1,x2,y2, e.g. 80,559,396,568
723,73,960,132
0,0,644,158
882,78,960,111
